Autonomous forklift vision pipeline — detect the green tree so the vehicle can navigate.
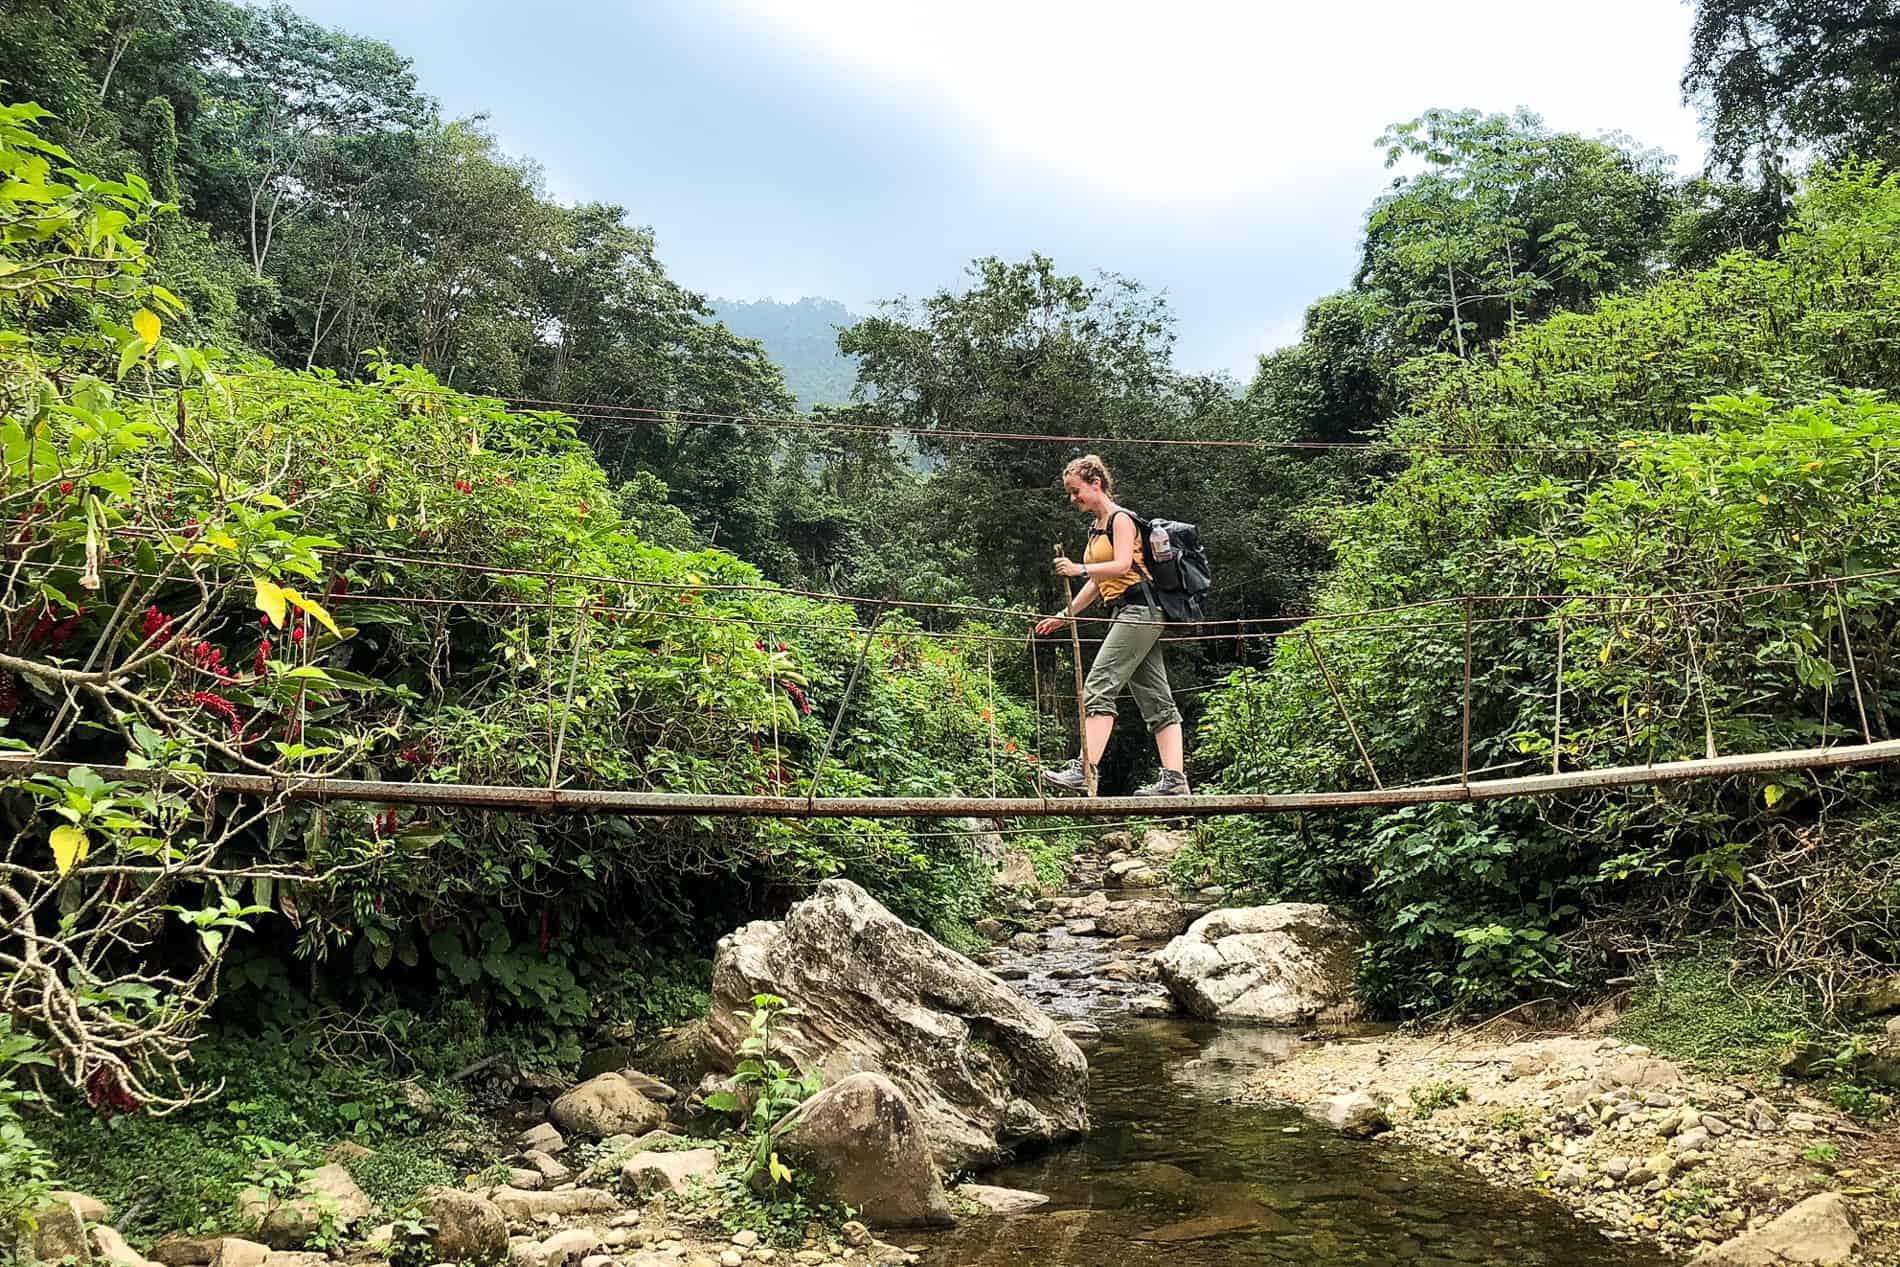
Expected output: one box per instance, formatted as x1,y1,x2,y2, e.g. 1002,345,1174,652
1684,0,1900,175
839,255,1175,611
1360,109,1679,356
188,1,430,279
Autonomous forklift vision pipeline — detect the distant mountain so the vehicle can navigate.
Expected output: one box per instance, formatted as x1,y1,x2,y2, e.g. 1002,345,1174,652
708,296,861,411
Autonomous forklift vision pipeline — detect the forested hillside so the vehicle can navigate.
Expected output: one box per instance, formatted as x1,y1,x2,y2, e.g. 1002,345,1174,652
706,298,861,411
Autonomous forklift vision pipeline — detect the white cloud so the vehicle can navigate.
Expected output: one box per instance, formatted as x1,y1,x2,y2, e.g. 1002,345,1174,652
731,0,1706,209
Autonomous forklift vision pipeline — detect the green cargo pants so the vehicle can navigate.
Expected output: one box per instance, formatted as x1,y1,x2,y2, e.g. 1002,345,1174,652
1083,604,1182,735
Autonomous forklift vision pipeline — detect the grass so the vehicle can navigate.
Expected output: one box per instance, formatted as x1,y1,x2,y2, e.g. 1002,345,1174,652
40,1030,485,1238
1611,947,1822,1076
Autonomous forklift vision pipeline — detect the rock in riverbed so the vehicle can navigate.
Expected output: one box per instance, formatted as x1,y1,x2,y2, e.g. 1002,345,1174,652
694,879,1088,1170
1155,904,1362,1024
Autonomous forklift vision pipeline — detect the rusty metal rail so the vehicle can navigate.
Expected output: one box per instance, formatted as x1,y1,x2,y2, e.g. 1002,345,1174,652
3,738,1898,819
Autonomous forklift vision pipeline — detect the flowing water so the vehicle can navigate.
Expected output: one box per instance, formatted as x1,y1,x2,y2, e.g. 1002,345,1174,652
924,918,1672,1267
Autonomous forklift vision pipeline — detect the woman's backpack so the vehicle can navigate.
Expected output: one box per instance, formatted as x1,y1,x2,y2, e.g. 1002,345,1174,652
1129,512,1212,627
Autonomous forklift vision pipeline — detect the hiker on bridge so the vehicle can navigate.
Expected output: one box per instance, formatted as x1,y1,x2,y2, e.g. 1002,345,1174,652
1034,454,1189,796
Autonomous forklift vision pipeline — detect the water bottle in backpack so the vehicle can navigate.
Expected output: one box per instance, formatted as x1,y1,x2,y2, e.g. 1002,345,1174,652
1149,523,1174,563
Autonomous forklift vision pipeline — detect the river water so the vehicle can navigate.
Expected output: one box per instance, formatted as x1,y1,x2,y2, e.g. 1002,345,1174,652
924,924,1670,1266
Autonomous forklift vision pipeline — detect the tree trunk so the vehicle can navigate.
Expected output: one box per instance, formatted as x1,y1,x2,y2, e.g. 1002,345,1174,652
1446,262,1467,358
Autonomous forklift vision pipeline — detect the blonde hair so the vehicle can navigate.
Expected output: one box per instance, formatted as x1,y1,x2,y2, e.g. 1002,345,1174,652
1063,453,1113,492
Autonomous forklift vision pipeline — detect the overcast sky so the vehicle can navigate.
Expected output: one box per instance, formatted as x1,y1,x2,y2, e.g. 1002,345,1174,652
291,0,1709,378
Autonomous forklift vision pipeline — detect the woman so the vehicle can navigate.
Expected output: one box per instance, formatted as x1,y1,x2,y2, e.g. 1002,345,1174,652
1033,454,1189,796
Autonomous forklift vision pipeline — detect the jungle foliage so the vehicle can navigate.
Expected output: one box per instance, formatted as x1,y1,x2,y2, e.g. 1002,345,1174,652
0,102,1037,1136
1193,163,1900,1015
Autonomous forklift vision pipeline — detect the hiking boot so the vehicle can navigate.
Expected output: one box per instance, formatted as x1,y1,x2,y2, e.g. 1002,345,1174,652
1040,757,1089,793
1133,768,1190,797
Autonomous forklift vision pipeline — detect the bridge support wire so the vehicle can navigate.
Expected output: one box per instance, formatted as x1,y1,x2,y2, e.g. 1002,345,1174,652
4,738,1898,819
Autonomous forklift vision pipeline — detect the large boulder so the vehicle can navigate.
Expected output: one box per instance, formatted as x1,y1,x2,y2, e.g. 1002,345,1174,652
550,1073,666,1138
1097,896,1187,941
29,1199,91,1266
993,852,1040,893
770,1073,953,1228
1698,1192,1860,1265
1155,904,1362,1024
697,879,1087,1170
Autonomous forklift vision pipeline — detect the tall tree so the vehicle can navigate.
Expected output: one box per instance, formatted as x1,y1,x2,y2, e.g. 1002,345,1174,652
189,1,430,279
1360,109,1678,356
1684,0,1900,175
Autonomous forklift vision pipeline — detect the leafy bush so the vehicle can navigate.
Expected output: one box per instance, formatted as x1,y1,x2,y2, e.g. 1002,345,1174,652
0,1020,54,1243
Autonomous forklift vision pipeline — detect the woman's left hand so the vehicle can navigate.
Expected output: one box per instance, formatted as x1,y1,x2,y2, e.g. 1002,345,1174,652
1054,556,1086,579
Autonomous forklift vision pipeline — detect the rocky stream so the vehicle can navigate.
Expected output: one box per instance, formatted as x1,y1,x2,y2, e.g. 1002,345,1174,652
22,826,1884,1267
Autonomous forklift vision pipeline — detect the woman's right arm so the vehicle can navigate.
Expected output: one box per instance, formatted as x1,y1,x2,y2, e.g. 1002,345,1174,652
1035,581,1099,635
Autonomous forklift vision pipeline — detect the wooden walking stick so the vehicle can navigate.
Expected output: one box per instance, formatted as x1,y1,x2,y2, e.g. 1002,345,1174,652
1055,543,1097,797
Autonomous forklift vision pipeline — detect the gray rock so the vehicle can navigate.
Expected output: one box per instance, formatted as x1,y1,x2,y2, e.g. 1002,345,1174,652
551,1073,666,1139
1552,1164,1589,1189
486,1187,619,1220
993,852,1040,893
1154,904,1362,1024
516,1122,567,1155
30,1200,91,1266
770,1072,953,1228
956,1184,1050,1214
694,879,1088,1170
1064,918,1100,937
535,1228,603,1267
1697,1192,1860,1265
1008,933,1041,954
521,1150,571,1184
1312,1092,1390,1139
1140,828,1193,859
423,1190,507,1265
619,1148,719,1195
235,1163,372,1249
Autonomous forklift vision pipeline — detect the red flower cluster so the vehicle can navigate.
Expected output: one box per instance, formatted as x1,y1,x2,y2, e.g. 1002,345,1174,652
142,606,173,638
782,681,811,716
186,640,232,679
453,478,474,494
370,807,401,837
328,575,351,597
189,690,242,734
86,1065,140,1119
255,638,271,676
58,481,74,495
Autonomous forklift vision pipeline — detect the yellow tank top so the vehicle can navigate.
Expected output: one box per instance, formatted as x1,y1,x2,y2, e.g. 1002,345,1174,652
1085,511,1149,604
